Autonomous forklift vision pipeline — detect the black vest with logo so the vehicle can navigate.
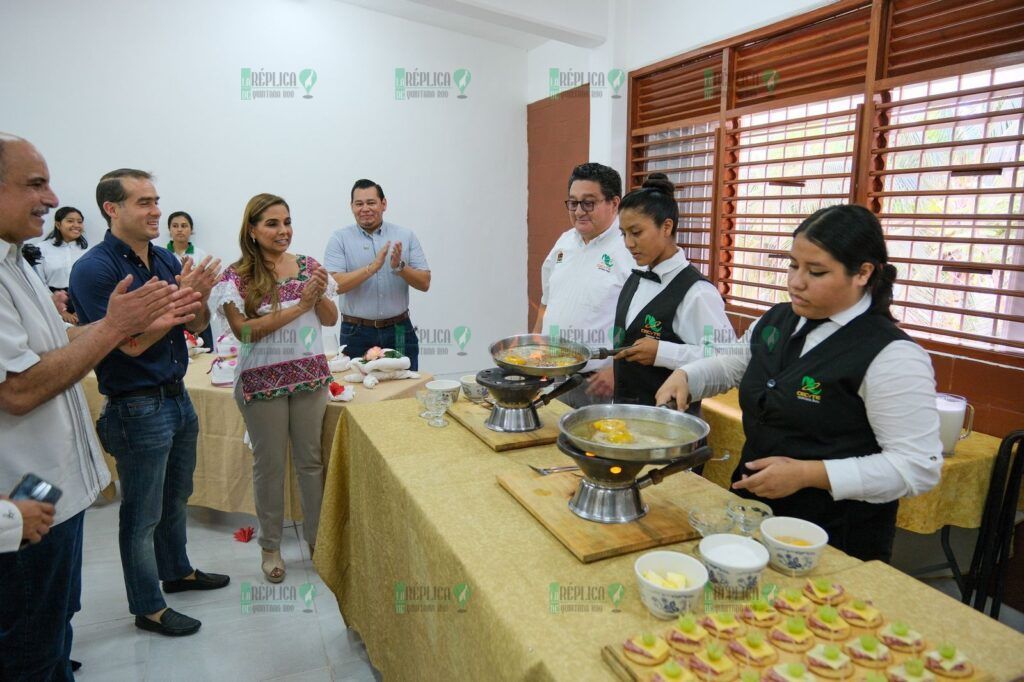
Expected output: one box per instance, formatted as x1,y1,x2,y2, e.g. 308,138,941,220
613,265,707,408
735,303,914,562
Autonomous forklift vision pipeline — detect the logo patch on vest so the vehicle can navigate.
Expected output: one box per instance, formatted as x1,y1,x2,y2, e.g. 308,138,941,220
555,250,564,264
597,253,613,272
761,325,780,352
796,375,822,403
641,314,663,339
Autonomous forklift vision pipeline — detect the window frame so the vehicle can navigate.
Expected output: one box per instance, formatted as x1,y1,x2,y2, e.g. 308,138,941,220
625,0,1024,367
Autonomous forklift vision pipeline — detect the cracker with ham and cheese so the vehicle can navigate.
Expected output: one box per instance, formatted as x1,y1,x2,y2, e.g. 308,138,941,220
878,622,926,654
623,633,669,666
700,612,746,640
688,643,738,682
804,643,855,680
924,645,975,679
803,578,847,605
665,615,709,654
768,617,816,654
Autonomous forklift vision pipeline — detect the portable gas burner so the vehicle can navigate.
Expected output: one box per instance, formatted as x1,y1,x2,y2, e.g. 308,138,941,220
475,368,582,433
556,405,714,523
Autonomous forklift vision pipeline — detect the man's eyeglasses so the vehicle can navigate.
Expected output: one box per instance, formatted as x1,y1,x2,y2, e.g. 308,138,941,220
564,199,606,212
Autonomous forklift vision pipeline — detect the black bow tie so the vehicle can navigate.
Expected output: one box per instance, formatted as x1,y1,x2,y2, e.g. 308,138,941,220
632,268,661,284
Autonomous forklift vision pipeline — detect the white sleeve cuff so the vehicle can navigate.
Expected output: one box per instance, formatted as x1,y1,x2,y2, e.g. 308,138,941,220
823,457,865,501
0,500,23,553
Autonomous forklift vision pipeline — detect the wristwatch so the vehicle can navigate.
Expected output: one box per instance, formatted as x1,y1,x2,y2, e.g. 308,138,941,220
394,260,407,273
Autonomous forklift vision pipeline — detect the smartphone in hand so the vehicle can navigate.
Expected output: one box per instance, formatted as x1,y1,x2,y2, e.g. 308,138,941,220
10,473,62,505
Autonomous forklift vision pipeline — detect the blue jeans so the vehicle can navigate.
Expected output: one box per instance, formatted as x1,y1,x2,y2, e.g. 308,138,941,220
96,392,198,616
0,511,84,682
339,318,420,370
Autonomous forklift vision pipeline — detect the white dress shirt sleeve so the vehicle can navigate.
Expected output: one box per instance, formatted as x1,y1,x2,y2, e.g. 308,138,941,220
823,340,943,503
0,499,23,553
656,280,735,369
0,282,42,383
539,242,559,307
679,320,756,401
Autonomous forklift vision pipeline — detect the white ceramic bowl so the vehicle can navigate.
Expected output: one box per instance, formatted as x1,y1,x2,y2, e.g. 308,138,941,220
698,534,769,592
459,374,488,402
426,379,461,404
634,551,708,620
759,516,828,576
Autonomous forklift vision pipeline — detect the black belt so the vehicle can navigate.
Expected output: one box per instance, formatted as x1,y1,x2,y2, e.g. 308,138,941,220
342,311,410,328
109,381,185,401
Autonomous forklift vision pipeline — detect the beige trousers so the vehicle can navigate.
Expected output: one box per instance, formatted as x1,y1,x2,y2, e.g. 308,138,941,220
235,384,327,549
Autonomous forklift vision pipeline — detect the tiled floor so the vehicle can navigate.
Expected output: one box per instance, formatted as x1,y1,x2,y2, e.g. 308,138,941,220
73,499,381,682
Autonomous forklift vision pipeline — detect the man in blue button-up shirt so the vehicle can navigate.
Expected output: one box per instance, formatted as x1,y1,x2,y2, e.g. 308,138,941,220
0,136,204,678
71,169,230,638
324,179,430,369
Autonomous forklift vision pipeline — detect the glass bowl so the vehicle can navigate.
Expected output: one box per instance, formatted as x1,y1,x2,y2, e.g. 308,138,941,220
726,499,773,537
687,506,734,537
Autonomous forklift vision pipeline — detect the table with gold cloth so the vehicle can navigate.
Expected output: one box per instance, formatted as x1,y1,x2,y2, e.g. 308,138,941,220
700,388,1012,535
312,399,1024,681
81,353,432,520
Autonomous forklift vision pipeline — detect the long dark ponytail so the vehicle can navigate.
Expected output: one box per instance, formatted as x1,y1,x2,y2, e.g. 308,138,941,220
793,204,897,321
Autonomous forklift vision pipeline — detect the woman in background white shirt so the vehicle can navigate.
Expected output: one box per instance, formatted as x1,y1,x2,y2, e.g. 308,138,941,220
656,205,942,562
166,211,213,347
36,206,89,324
166,211,208,265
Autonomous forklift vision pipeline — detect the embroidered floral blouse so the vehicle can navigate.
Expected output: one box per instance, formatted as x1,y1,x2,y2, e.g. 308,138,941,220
211,255,335,403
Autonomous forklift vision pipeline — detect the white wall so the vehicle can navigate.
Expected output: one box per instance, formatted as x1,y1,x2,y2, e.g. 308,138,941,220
1,0,528,375
526,0,839,176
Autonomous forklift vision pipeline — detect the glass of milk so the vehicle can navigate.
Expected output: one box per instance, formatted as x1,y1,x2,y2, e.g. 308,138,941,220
936,393,974,456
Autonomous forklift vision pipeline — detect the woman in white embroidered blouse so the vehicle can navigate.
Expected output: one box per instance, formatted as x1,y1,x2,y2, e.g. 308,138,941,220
35,206,89,324
211,193,338,583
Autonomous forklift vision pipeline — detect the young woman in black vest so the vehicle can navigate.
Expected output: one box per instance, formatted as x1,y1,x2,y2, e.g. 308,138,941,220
656,205,942,562
612,173,733,411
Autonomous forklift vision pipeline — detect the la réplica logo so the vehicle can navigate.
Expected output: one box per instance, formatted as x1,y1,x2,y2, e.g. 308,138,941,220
241,67,317,101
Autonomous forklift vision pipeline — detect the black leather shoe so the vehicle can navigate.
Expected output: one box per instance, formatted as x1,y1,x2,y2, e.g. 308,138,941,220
134,608,201,636
162,569,230,593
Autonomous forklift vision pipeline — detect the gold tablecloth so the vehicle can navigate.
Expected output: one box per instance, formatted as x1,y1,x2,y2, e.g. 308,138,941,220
81,353,432,520
315,399,919,681
700,389,1010,535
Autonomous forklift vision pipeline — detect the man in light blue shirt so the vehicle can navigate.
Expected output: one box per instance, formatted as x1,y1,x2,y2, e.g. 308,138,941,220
324,179,430,369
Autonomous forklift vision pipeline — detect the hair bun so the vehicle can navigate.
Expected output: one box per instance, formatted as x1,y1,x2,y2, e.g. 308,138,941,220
881,263,897,284
642,172,675,196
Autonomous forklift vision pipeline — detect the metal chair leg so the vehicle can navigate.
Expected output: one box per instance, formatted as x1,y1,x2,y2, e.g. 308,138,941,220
939,525,966,599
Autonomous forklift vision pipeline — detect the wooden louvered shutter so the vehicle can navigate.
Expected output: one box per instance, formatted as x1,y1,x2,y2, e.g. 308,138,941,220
632,55,722,130
629,123,720,276
867,63,1024,352
629,54,724,276
719,95,864,310
883,0,1024,79
731,4,871,109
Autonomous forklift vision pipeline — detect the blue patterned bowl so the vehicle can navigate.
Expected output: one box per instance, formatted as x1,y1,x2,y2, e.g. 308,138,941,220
634,551,708,620
760,517,828,576
698,534,769,592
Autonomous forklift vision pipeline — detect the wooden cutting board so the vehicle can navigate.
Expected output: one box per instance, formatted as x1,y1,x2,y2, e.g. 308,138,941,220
497,470,699,563
448,398,572,451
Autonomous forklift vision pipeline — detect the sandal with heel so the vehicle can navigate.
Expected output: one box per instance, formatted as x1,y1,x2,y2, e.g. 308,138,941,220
261,549,285,583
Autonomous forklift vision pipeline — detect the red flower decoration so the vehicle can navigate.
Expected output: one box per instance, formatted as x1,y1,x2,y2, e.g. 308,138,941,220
233,526,255,543
329,381,344,397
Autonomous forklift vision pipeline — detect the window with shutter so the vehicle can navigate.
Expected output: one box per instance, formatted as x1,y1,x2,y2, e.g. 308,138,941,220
630,121,719,276
720,94,864,311
869,63,1024,352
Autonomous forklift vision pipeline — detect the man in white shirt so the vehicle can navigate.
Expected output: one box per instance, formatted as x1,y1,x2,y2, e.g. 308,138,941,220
0,133,201,680
533,163,633,407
